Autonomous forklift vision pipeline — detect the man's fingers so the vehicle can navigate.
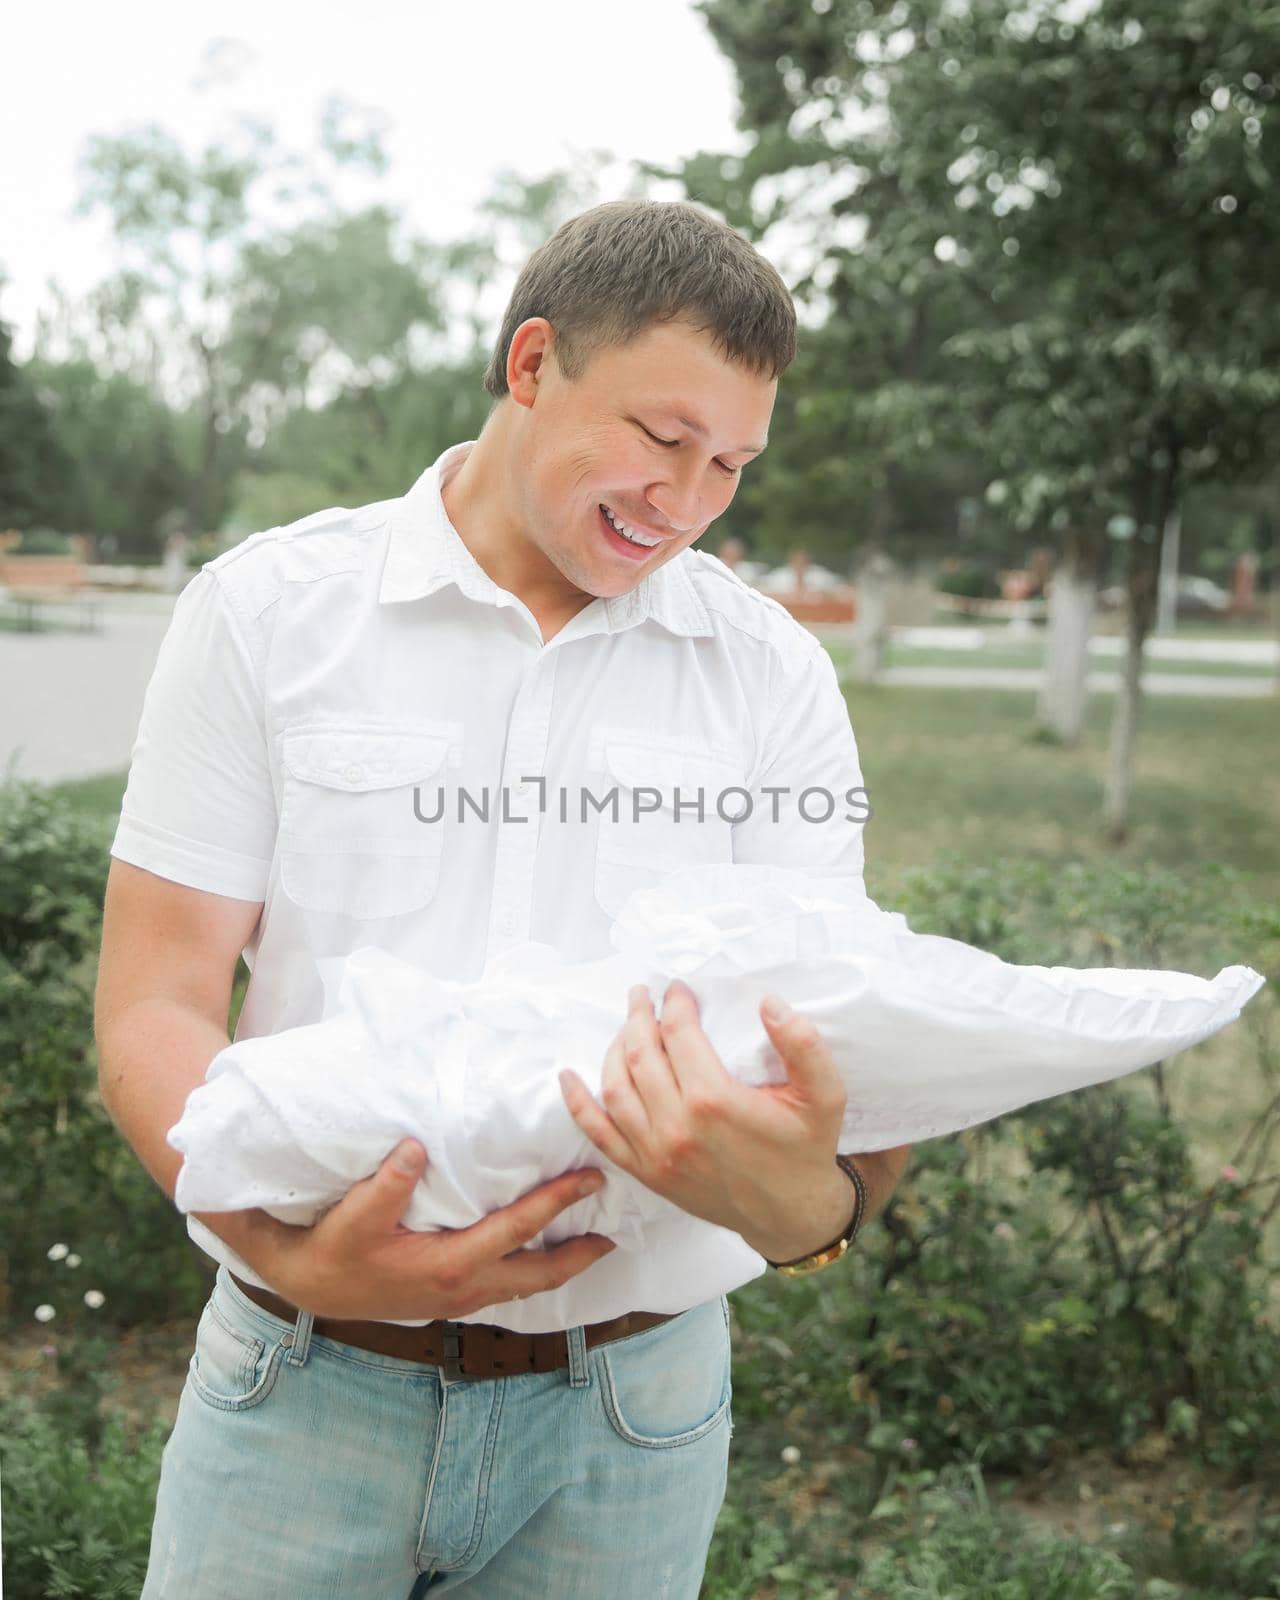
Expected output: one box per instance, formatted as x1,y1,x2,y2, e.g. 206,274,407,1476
455,1233,616,1317
454,1164,607,1268
560,1064,640,1170
658,979,735,1101
621,989,682,1116
501,1232,617,1292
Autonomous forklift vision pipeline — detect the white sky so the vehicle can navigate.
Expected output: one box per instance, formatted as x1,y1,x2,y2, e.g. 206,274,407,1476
1,0,750,355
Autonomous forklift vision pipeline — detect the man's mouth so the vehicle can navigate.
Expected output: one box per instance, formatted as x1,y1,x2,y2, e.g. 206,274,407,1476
599,503,666,550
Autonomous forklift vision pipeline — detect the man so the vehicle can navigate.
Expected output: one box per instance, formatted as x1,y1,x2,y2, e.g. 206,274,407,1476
96,199,911,1598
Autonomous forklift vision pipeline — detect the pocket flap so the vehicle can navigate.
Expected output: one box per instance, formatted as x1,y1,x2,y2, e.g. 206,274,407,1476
282,728,452,791
603,739,737,796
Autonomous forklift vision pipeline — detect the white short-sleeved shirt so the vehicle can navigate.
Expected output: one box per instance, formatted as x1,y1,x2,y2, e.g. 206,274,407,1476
111,439,870,1320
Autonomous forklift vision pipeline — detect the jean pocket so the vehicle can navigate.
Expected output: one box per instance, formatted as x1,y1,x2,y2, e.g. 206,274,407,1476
591,734,739,920
188,1296,288,1413
278,723,459,919
596,1298,732,1450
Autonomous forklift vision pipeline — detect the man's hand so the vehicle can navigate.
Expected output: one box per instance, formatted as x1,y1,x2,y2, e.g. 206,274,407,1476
559,980,867,1264
228,1144,617,1322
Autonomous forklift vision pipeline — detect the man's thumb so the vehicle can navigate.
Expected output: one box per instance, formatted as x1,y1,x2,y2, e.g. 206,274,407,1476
390,1138,425,1176
341,1139,425,1236
761,995,840,1097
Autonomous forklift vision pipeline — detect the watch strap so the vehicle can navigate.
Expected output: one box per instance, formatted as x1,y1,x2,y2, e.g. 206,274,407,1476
766,1154,868,1276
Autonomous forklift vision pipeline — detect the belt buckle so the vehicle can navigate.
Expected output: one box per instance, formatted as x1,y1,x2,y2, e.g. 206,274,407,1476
439,1321,483,1382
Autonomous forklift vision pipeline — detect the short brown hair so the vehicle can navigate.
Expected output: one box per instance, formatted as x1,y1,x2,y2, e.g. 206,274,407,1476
483,199,797,400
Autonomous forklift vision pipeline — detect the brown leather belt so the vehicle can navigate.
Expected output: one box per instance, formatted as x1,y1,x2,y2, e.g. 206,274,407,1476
229,1273,678,1380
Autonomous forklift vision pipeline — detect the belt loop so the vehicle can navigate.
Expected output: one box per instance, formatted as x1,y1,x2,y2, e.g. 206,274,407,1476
565,1324,590,1389
286,1304,315,1366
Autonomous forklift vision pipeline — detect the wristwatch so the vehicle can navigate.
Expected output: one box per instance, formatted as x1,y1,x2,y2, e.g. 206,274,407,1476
765,1155,868,1277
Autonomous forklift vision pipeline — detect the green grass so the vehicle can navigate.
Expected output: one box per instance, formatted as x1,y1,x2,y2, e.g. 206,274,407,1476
833,684,1280,904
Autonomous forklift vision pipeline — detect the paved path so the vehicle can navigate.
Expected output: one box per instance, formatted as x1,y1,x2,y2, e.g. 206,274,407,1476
0,595,177,785
884,625,1280,666
872,665,1278,698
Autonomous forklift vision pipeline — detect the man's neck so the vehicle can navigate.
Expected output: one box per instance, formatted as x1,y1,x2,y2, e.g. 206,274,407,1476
440,430,597,644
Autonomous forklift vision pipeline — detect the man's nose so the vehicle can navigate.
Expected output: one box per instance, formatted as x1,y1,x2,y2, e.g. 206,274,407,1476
646,468,702,535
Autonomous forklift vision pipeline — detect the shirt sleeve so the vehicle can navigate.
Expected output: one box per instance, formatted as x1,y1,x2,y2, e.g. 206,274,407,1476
732,637,869,886
109,568,277,901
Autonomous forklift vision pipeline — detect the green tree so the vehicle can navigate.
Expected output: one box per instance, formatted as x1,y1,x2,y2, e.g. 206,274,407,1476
690,0,1280,816
230,353,494,530
225,154,638,530
662,8,1005,676
0,311,69,532
914,0,1280,827
22,357,188,558
68,105,439,539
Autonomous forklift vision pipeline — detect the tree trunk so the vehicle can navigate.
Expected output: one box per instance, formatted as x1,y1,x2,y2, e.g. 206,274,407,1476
1155,504,1182,635
1103,459,1179,842
1036,528,1103,744
850,550,895,684
848,484,895,685
190,335,222,537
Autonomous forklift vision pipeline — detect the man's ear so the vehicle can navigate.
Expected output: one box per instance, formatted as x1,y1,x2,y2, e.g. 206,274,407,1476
507,318,554,408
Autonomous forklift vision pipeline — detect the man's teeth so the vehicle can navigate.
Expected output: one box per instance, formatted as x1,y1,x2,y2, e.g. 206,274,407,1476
603,506,662,547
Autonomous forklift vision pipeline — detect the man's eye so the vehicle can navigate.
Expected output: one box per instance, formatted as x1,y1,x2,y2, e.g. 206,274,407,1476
641,425,740,476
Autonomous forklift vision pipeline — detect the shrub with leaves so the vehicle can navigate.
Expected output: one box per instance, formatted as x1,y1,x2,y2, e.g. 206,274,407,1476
0,777,211,1329
729,857,1278,1481
0,1395,167,1600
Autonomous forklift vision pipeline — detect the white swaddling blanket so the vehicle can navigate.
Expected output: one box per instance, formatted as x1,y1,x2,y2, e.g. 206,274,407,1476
169,864,1264,1328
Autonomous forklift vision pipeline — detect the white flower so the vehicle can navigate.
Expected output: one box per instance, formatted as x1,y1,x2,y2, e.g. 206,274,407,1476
66,1254,82,1268
83,1289,106,1310
47,1243,69,1261
34,1304,56,1323
781,1445,802,1465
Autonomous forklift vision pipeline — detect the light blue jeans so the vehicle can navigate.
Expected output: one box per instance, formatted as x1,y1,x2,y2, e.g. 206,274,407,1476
141,1264,733,1598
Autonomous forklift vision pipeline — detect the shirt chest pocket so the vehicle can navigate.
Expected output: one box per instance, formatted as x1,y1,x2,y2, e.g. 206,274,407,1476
592,734,740,920
277,725,458,920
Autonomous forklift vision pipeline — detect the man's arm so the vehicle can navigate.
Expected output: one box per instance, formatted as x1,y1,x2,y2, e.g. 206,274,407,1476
94,858,292,1272
97,858,618,1320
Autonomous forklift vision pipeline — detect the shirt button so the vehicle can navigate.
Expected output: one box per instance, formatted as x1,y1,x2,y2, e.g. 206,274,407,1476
344,764,362,783
500,909,518,934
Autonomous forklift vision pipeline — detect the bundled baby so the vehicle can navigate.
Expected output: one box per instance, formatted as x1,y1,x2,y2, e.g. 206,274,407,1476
169,863,1263,1329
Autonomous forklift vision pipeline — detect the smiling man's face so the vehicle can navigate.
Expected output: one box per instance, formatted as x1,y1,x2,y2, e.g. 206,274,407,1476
507,315,776,602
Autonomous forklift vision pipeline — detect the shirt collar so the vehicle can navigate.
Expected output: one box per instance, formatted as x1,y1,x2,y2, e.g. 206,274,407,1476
377,441,713,639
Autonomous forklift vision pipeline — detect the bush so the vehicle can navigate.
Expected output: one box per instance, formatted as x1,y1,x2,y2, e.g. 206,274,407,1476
859,1465,1138,1598
0,778,211,1332
0,1395,167,1600
11,526,73,556
705,1459,1280,1598
934,564,1002,599
728,857,1279,1481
